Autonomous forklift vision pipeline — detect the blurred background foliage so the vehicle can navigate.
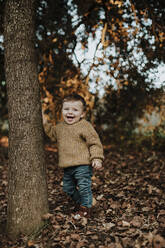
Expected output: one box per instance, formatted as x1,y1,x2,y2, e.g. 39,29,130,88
0,0,165,150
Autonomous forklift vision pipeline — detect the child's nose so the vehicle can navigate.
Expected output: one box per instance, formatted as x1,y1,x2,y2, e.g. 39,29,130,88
68,109,73,113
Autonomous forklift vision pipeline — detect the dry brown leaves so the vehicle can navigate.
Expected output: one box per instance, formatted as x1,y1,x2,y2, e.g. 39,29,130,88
0,144,165,247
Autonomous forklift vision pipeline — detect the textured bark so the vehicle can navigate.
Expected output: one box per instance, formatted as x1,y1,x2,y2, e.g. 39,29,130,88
4,0,49,239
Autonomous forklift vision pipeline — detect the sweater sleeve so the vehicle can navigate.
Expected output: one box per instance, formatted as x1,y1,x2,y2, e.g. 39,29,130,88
43,122,57,142
81,121,104,162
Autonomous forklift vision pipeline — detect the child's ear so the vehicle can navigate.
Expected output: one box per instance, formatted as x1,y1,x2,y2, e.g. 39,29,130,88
81,111,86,118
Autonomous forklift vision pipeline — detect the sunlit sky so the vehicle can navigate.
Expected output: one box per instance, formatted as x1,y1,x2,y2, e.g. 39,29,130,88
73,29,165,95
68,0,165,94
155,64,165,87
1,6,165,93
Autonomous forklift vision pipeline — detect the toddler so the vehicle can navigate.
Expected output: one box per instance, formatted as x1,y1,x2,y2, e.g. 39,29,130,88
43,94,104,218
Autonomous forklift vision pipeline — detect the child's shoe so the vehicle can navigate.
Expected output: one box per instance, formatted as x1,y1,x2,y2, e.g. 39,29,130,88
73,205,91,219
73,202,80,212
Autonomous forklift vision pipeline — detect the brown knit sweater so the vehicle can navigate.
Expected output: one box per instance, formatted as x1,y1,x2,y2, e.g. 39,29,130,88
44,119,104,168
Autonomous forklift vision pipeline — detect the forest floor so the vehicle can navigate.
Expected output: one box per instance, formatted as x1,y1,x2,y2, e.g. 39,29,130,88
0,137,165,248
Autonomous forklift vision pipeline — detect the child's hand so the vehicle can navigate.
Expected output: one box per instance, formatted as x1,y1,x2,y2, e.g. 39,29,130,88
92,159,102,170
42,108,48,125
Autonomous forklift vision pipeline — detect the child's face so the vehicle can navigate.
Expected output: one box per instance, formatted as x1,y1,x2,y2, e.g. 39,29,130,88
62,100,85,125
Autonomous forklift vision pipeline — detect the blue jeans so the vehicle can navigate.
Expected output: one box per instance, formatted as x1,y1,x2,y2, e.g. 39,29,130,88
63,165,93,208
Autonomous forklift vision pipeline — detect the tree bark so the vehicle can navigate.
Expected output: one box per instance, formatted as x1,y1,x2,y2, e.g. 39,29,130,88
4,0,49,239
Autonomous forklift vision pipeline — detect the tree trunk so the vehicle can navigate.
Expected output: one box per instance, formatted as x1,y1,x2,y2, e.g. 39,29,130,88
4,0,49,239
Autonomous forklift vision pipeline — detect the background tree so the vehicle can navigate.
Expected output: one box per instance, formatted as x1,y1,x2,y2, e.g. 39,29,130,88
30,0,165,124
35,0,94,121
0,0,165,142
4,0,48,239
95,76,164,147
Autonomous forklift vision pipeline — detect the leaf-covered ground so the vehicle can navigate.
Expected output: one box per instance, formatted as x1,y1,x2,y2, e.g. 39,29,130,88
0,139,165,247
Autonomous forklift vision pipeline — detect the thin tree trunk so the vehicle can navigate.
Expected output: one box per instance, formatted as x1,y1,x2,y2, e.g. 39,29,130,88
4,0,49,239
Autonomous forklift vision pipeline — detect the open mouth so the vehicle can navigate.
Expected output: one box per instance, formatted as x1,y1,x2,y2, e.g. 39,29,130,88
66,116,74,121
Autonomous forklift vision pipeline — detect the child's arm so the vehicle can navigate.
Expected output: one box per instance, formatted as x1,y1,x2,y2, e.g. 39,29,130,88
42,108,48,125
82,121,104,167
42,109,57,142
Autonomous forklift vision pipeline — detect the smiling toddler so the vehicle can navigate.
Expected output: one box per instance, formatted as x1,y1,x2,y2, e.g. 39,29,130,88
43,94,104,218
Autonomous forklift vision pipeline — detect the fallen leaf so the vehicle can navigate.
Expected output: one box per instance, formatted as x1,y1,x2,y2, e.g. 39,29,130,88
71,233,80,241
153,234,165,248
131,216,143,227
103,222,115,229
42,213,53,220
122,220,130,227
96,194,104,200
